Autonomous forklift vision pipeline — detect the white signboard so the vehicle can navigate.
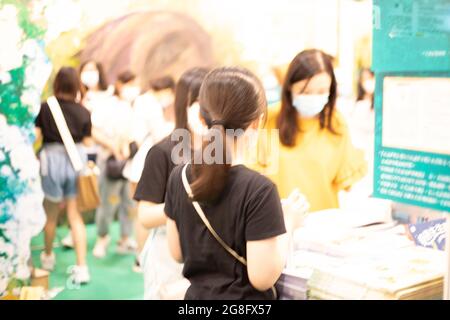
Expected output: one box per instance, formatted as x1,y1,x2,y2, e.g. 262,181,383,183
382,77,450,156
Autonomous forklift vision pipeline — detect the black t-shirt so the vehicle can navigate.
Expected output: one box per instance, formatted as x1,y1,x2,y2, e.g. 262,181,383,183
134,135,179,203
35,99,91,143
164,164,286,300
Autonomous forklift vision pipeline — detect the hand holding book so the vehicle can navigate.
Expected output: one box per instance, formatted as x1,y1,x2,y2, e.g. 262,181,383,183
281,188,310,233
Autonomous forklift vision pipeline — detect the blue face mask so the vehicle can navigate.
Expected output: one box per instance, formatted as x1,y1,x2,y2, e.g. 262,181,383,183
292,94,329,118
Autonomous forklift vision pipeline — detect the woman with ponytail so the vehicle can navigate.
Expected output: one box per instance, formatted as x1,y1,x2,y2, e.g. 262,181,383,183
164,67,308,300
134,67,209,298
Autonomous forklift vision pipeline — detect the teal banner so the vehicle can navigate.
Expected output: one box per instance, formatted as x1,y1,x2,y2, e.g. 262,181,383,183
372,0,450,212
373,72,450,212
373,0,450,73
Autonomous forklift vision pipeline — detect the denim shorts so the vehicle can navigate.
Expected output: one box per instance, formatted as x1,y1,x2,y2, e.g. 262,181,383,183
39,143,86,202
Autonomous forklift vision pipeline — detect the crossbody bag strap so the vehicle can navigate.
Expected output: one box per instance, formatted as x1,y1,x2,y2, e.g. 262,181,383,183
180,164,277,299
47,96,83,172
181,164,247,265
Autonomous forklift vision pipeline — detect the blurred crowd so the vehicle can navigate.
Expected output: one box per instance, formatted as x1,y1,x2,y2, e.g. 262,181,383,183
33,49,375,299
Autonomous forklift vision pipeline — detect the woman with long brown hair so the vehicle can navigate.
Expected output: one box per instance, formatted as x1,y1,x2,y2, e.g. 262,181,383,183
164,67,307,299
258,49,367,212
134,67,209,299
35,66,91,284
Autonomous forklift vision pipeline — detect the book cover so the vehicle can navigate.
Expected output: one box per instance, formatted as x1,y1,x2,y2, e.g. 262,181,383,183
408,218,446,251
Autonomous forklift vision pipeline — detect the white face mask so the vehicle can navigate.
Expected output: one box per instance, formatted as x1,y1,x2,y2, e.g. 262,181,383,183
362,79,375,95
121,86,140,103
158,95,174,109
292,94,328,118
81,71,99,89
188,102,207,136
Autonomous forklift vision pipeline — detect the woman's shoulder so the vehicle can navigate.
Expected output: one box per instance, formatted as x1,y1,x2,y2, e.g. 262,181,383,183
166,163,188,193
231,165,276,191
67,101,91,120
76,102,91,115
170,163,185,179
330,109,349,134
230,166,281,209
155,134,177,153
147,135,173,159
39,101,49,111
176,164,276,191
58,99,87,110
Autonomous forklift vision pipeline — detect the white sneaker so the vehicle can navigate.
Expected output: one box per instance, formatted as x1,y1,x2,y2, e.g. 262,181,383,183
61,233,74,248
40,252,56,271
116,238,138,255
92,236,110,258
70,265,90,284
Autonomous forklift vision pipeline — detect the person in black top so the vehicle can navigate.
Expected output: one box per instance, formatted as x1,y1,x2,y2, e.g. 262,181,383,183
133,67,209,298
36,97,91,144
134,136,177,204
35,66,92,284
164,67,308,300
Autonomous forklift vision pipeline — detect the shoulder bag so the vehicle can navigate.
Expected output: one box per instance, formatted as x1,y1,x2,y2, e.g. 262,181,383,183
47,96,100,211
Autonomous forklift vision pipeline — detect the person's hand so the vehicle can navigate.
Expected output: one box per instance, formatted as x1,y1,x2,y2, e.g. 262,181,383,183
121,143,130,159
281,189,310,232
112,146,125,161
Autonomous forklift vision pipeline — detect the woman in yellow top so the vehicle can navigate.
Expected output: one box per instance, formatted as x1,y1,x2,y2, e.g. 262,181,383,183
256,49,367,212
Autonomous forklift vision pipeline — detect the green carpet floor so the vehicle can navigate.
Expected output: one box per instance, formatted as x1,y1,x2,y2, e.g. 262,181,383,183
31,222,144,300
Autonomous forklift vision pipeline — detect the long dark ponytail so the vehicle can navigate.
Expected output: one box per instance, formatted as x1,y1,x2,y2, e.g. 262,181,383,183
190,67,267,204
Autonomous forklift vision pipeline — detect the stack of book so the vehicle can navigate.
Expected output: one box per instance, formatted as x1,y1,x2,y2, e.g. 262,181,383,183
293,223,413,258
276,267,312,300
282,207,446,300
306,246,444,300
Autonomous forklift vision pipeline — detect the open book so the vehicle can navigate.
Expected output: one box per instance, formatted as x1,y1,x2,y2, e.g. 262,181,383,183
303,197,393,229
292,199,414,257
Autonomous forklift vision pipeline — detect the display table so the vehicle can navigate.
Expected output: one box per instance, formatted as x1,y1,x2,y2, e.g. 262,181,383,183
279,206,446,300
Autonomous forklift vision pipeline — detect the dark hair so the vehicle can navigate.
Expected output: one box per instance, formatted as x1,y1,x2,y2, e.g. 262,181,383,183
277,49,338,146
79,60,109,91
190,67,266,204
53,66,82,102
356,68,374,109
114,70,136,96
174,68,209,130
149,76,176,92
